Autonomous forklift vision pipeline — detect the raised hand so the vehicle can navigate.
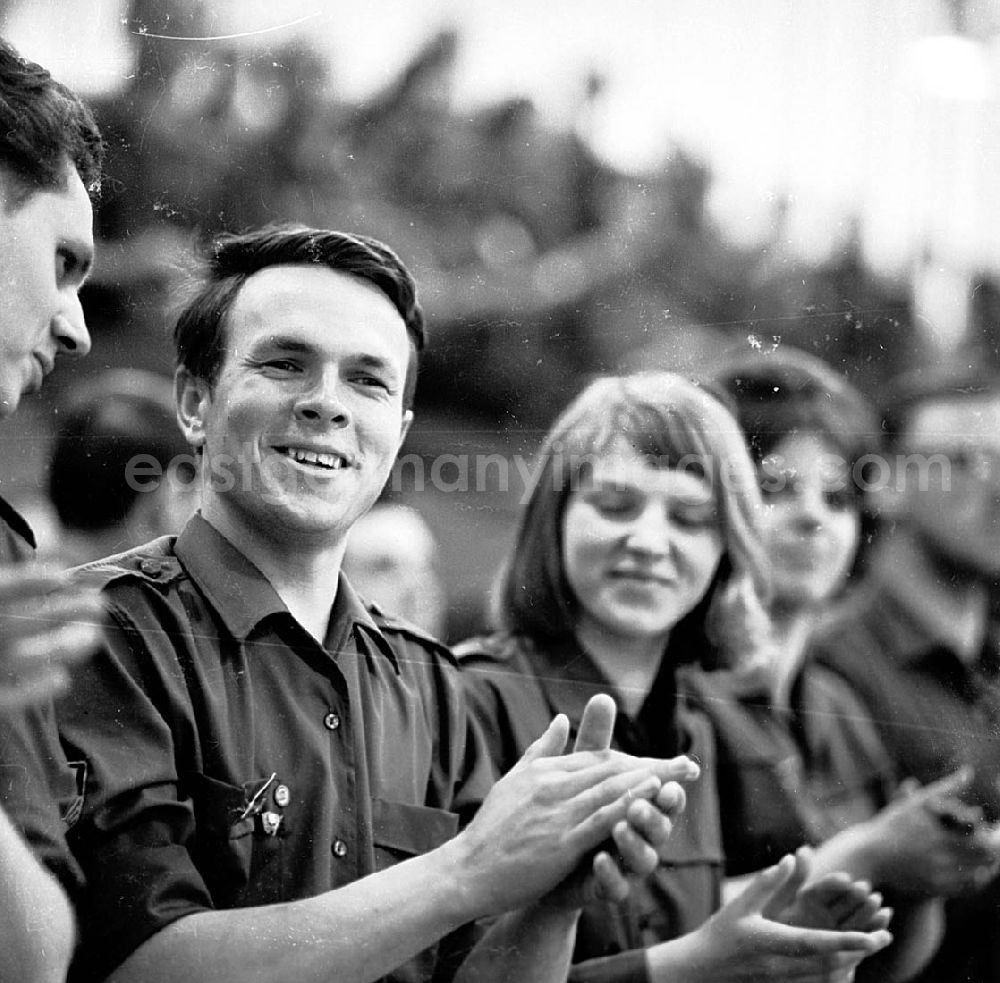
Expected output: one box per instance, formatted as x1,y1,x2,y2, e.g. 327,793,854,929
647,854,893,983
858,767,1000,897
774,849,893,934
445,694,699,918
554,693,696,907
0,565,103,711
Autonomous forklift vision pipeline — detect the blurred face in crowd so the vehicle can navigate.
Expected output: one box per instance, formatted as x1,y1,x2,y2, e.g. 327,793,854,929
896,394,1000,578
178,264,413,550
0,163,93,418
757,432,860,612
561,439,724,648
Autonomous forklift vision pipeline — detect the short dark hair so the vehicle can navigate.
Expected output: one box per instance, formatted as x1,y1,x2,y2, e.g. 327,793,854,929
497,372,769,665
0,37,104,202
880,364,1000,452
173,225,426,409
711,345,878,482
49,370,190,532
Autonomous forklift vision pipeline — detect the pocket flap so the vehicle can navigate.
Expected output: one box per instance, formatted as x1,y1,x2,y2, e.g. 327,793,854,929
372,798,458,855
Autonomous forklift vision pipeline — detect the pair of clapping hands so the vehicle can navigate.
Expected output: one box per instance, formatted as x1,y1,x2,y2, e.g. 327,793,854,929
0,565,103,712
453,693,892,982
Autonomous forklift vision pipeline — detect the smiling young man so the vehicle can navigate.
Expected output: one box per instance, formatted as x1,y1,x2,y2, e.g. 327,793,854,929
56,226,696,983
0,35,104,983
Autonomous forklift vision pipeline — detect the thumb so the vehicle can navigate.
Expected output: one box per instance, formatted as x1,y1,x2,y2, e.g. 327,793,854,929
518,713,570,766
574,693,616,753
730,854,798,917
761,847,811,919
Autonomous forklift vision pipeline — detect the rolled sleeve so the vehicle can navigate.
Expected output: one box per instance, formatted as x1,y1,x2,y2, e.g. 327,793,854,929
60,610,215,981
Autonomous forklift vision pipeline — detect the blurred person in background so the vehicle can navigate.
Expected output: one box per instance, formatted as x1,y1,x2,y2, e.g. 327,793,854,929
48,369,198,566
55,225,698,983
458,372,894,983
810,365,1000,983
343,502,447,638
0,35,104,983
686,347,999,981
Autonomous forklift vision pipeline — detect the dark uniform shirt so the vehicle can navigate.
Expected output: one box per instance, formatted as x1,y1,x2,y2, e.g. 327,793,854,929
0,496,86,897
58,514,494,983
811,574,1000,983
683,663,894,875
456,633,724,983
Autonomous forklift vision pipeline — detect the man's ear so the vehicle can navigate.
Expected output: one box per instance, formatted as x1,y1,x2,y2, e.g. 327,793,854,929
175,367,211,450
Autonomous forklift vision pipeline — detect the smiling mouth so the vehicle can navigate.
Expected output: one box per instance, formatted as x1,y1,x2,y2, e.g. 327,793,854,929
274,446,355,471
610,570,673,586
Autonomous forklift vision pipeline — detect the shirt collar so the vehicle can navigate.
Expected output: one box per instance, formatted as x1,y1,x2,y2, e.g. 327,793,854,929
175,513,392,669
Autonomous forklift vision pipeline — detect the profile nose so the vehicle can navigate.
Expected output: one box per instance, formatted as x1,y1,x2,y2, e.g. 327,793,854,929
53,300,91,358
293,369,349,427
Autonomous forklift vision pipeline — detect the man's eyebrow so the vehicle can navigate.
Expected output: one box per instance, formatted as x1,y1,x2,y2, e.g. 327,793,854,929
250,336,316,355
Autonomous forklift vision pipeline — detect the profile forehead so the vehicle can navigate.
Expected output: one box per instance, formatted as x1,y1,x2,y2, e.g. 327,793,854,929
907,393,1000,446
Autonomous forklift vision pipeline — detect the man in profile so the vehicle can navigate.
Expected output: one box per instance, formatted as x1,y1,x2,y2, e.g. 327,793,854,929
0,35,104,983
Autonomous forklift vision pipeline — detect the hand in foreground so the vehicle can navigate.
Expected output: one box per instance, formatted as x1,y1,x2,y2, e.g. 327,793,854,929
0,565,103,711
647,853,893,983
864,768,1000,897
549,694,697,909
776,848,893,934
445,694,699,919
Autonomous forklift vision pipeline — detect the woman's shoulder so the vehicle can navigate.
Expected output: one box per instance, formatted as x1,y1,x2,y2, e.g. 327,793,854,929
453,631,536,669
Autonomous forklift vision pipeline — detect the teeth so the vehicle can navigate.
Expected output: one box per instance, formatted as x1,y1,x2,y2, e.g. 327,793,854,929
280,448,347,470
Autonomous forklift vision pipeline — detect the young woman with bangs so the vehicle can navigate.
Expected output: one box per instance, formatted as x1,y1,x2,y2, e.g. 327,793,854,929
456,371,892,983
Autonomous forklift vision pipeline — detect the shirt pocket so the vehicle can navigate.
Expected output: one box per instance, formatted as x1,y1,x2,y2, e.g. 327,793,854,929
186,771,291,907
371,797,458,871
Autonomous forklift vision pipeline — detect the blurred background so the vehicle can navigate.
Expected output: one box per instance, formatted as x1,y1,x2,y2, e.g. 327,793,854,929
5,0,1000,637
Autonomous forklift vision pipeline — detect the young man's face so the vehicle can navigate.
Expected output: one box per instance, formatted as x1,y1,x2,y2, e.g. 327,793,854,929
898,393,1000,577
180,264,413,548
0,164,94,418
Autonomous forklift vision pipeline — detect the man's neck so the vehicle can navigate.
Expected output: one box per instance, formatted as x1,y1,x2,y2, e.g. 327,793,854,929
875,530,988,662
201,505,346,644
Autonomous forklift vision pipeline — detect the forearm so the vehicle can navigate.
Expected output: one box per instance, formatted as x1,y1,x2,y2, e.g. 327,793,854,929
107,846,474,983
453,903,580,983
0,806,75,983
809,824,881,884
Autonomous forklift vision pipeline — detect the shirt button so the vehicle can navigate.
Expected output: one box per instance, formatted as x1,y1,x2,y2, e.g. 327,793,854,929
274,784,290,808
323,712,341,731
333,839,348,858
139,558,162,577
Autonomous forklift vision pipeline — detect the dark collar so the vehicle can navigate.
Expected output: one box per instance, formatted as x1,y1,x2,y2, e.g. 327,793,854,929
174,514,391,667
849,572,965,669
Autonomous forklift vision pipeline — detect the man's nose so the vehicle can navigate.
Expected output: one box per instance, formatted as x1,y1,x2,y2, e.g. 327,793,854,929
293,370,350,426
53,295,91,358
